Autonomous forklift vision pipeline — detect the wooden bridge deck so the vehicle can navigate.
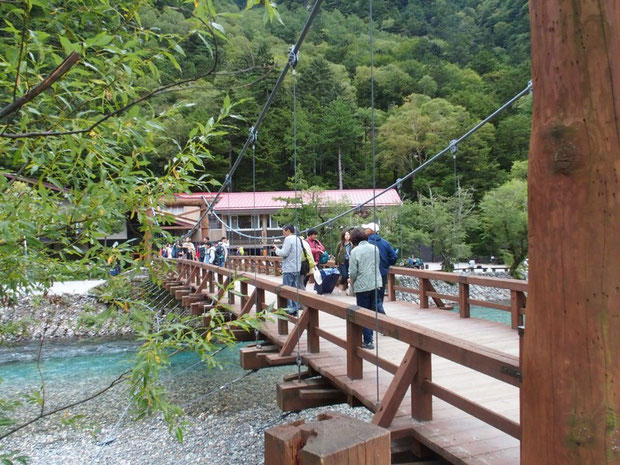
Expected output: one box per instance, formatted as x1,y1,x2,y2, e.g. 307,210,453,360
162,258,524,465
252,274,520,465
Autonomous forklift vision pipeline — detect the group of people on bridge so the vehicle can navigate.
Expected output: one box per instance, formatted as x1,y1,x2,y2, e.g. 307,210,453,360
273,222,397,350
160,237,230,267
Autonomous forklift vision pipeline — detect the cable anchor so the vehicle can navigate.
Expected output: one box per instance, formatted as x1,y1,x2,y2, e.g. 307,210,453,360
449,139,458,158
249,126,258,144
528,80,533,94
288,46,299,68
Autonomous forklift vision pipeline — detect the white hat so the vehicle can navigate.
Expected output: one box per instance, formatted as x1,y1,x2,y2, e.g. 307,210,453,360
362,222,379,233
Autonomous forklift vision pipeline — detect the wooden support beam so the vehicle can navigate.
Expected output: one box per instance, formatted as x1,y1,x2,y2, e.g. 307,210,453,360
239,289,257,316
264,420,306,465
240,344,279,370
215,276,231,302
282,370,315,382
276,379,345,412
277,295,289,335
458,282,470,318
230,328,255,342
265,413,390,465
190,301,210,316
419,278,430,308
258,352,299,367
425,280,446,308
279,308,310,357
346,309,363,380
306,307,320,353
181,293,208,307
387,272,396,301
509,289,526,329
412,349,432,421
372,346,418,428
174,288,191,300
523,3,620,463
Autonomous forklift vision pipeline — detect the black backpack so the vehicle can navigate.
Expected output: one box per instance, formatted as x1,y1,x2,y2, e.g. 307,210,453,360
214,243,225,261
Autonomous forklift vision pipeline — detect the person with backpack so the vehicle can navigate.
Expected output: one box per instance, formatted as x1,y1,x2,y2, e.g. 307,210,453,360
348,227,382,350
273,224,305,315
362,222,397,315
213,240,226,267
306,229,328,266
204,241,215,264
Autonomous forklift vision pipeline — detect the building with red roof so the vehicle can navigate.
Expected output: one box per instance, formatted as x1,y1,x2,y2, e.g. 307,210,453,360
163,189,402,247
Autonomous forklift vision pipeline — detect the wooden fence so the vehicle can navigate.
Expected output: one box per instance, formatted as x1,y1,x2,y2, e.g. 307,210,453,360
228,255,527,329
161,257,524,439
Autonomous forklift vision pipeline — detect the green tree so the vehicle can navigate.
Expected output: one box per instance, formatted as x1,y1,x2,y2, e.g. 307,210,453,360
417,188,477,271
478,178,528,277
318,98,362,189
0,0,279,458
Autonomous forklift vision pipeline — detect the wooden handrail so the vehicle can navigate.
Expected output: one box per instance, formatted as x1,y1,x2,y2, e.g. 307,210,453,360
163,258,522,438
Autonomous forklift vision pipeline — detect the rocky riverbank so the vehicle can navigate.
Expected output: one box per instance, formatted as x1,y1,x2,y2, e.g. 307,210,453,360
0,343,372,465
0,294,134,343
395,270,516,305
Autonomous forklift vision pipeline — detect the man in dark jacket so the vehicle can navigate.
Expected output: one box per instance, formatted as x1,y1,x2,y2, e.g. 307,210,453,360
362,222,397,313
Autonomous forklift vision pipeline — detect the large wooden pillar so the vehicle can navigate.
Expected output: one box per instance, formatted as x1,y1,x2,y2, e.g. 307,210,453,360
523,1,620,464
199,206,209,241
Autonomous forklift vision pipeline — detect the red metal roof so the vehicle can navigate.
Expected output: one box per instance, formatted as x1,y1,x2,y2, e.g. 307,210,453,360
175,189,402,213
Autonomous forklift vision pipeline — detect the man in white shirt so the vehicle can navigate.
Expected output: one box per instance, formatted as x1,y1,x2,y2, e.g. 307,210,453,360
273,224,304,315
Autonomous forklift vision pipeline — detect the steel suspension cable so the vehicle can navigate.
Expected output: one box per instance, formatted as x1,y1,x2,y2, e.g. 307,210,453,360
291,65,303,382
369,0,380,407
193,82,533,243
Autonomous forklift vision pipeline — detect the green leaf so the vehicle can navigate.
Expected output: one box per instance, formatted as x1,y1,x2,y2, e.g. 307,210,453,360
59,36,79,54
85,32,114,49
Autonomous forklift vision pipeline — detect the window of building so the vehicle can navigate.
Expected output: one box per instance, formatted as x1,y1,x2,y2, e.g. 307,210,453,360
209,214,219,230
269,216,279,229
227,215,260,230
163,206,185,215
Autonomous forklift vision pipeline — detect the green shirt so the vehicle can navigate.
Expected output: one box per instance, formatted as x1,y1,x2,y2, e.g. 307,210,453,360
349,241,382,293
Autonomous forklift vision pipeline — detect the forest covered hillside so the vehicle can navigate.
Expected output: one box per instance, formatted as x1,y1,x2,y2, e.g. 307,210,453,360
148,0,532,198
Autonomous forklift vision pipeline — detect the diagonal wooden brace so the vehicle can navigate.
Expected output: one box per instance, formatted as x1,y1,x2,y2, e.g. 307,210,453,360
279,309,310,357
239,289,257,316
372,346,418,428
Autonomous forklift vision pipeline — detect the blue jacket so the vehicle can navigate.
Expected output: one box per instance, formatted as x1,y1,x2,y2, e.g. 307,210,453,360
367,233,398,277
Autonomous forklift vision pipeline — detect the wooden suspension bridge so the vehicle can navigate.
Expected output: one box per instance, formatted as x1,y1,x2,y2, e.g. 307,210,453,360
150,2,620,463
158,256,527,464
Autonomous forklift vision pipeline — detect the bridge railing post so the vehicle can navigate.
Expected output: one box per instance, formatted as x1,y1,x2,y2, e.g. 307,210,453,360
346,318,363,380
419,277,430,308
256,288,265,313
412,348,432,421
208,270,215,294
277,295,288,335
307,307,320,353
459,282,470,318
240,281,249,309
387,271,396,301
510,290,526,329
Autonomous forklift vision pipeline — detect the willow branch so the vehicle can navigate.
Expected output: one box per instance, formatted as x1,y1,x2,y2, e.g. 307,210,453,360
0,52,80,120
13,10,29,102
1,25,220,140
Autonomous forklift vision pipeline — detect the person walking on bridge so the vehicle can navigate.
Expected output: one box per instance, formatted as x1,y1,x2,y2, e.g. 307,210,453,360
348,228,382,350
273,224,305,315
362,222,397,315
